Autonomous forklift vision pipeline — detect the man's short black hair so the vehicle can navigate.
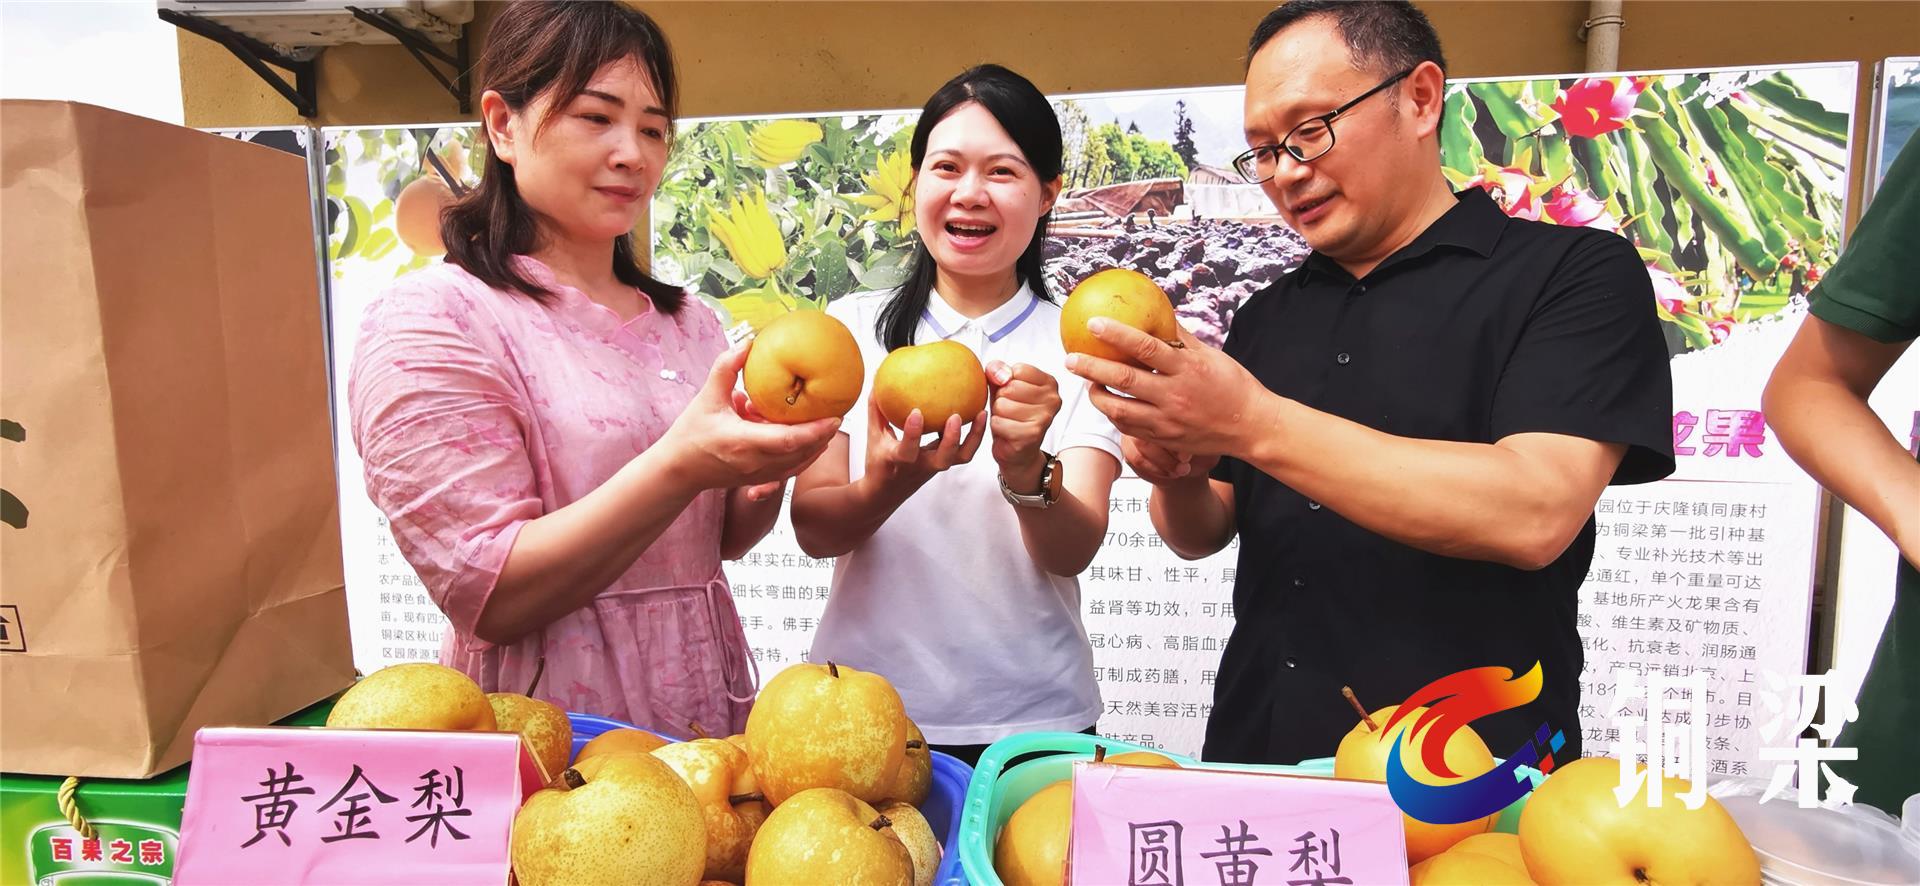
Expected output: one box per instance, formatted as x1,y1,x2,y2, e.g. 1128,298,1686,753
1246,1,1448,79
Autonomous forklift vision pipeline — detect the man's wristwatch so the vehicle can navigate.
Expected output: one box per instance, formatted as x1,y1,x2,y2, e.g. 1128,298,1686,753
1000,451,1063,509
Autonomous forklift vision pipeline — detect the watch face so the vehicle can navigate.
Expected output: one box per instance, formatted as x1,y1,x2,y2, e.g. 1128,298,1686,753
1044,455,1064,500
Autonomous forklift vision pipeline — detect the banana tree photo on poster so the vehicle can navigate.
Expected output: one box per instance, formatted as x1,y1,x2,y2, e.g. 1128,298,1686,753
650,113,921,331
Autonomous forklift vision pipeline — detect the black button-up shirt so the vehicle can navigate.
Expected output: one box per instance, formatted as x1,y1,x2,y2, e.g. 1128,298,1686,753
1206,188,1674,765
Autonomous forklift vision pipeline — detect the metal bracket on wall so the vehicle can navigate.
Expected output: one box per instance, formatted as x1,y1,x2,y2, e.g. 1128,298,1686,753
1577,13,1627,42
157,9,319,118
345,6,471,115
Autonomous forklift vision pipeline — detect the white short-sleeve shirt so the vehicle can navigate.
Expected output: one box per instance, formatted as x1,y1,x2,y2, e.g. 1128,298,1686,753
809,283,1122,745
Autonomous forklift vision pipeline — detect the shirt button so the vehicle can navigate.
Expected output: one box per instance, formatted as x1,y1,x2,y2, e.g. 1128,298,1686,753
1285,657,1299,669
1308,501,1323,511
1292,577,1307,588
1335,352,1352,365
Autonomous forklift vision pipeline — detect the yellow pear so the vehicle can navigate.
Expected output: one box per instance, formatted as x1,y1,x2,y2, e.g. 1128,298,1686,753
1102,750,1181,768
745,787,912,886
577,727,671,763
877,800,941,886
1449,831,1527,871
653,738,769,884
487,692,571,781
989,748,1178,886
394,175,453,256
743,309,864,423
1333,701,1497,863
1060,268,1180,366
325,663,496,731
884,722,932,806
1518,756,1759,886
872,340,988,430
1410,848,1536,886
994,779,1072,886
510,752,705,886
746,661,909,806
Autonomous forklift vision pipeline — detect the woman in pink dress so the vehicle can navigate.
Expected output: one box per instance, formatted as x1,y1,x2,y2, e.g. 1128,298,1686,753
348,2,837,736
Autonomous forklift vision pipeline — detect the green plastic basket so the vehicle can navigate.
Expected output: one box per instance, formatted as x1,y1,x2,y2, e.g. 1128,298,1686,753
949,730,1539,885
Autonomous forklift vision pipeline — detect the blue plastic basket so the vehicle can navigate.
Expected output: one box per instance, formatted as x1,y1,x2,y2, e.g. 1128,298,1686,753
565,712,679,764
946,732,1322,886
921,751,973,875
940,731,1539,885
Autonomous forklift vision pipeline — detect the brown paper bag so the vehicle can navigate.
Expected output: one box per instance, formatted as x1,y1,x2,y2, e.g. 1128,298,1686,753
0,101,352,778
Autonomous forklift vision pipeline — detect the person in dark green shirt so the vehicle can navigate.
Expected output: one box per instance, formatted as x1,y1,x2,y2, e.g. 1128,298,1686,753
1765,137,1920,815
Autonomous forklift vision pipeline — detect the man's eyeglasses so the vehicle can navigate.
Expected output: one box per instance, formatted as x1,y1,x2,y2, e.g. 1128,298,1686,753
1232,67,1416,184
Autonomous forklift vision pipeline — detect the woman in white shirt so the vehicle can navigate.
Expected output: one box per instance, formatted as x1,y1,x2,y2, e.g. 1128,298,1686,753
791,64,1121,765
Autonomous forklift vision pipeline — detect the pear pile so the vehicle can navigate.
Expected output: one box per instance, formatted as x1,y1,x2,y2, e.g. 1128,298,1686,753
326,661,941,886
325,660,576,783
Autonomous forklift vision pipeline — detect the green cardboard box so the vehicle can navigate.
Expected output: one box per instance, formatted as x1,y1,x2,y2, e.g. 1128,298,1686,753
1,699,334,885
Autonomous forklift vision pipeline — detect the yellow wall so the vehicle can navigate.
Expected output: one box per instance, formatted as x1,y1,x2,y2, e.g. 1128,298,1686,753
179,1,1917,201
180,2,1594,127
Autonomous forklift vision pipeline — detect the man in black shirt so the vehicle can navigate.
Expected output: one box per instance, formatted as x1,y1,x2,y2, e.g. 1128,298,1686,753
1065,0,1674,764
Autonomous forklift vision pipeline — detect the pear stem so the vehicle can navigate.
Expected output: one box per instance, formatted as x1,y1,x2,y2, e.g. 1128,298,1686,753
1169,340,1187,349
1093,744,1108,763
786,378,803,406
1342,686,1378,732
729,792,765,805
557,768,585,791
525,656,546,697
688,721,710,739
870,814,893,831
905,740,924,751
828,661,840,678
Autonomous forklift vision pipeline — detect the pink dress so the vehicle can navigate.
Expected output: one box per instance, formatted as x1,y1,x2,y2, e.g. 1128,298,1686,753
348,256,756,735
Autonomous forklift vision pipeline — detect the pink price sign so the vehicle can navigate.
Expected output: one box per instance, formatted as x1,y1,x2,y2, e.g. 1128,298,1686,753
175,727,543,885
1068,763,1409,886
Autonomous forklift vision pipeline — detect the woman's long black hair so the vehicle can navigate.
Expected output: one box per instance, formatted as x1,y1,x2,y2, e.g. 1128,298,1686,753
876,64,1064,350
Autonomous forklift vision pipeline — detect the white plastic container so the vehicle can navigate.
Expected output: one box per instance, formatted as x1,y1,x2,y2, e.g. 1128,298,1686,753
1716,792,1920,886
